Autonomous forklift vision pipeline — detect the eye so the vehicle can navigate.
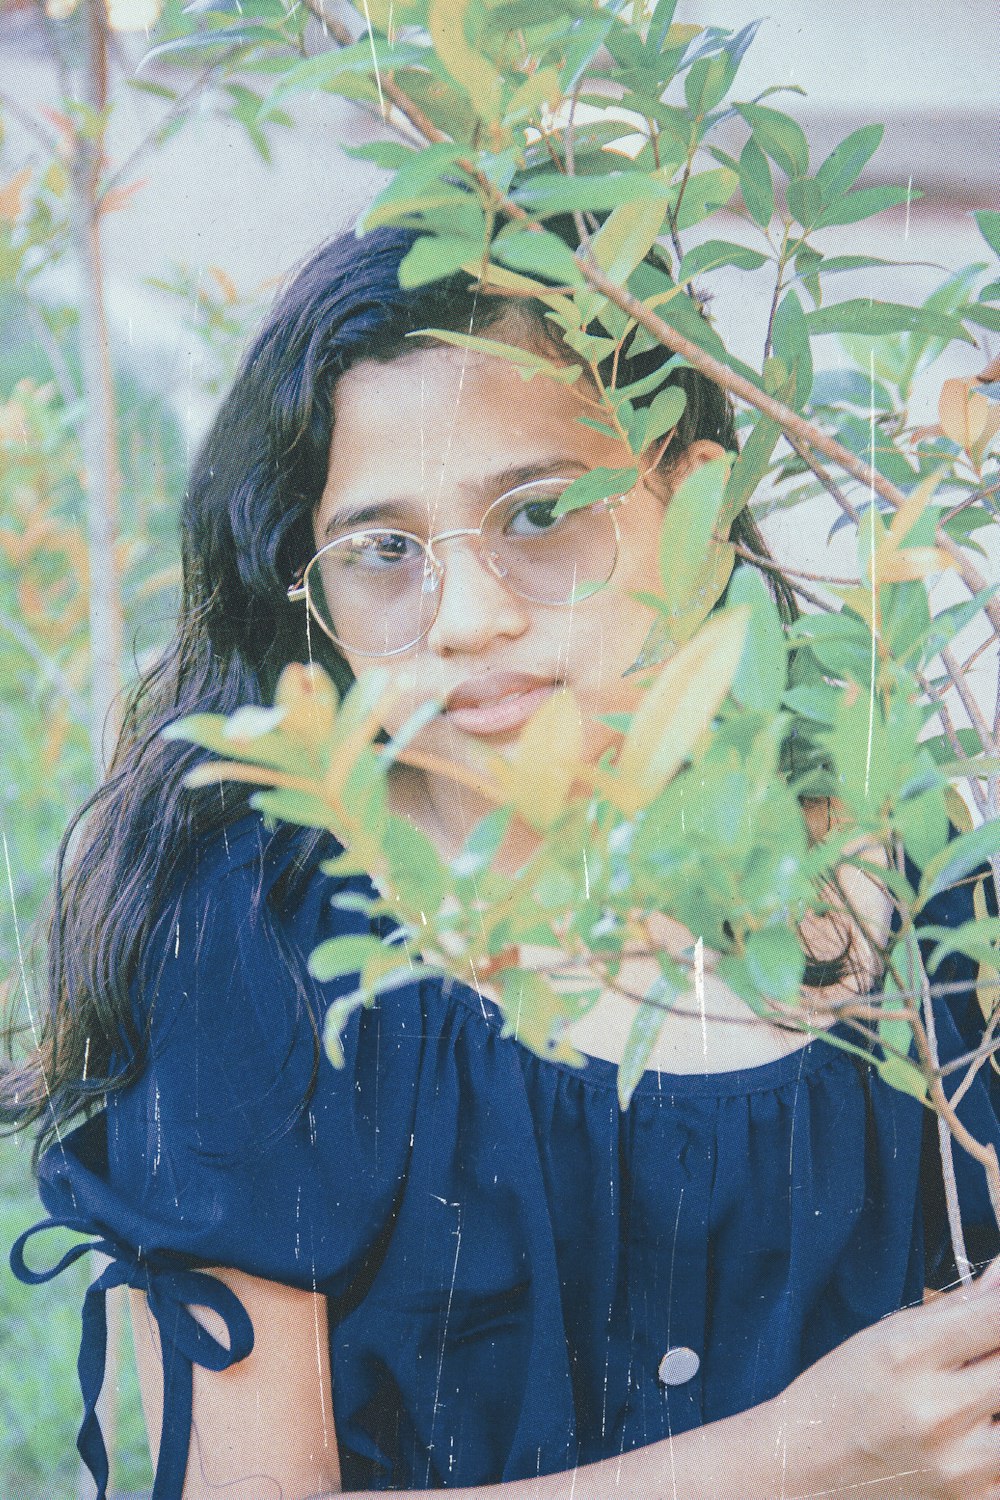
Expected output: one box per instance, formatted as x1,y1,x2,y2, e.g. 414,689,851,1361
338,530,424,569
503,495,565,537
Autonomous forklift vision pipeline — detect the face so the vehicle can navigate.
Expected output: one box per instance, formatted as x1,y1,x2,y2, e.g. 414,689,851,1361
313,341,720,815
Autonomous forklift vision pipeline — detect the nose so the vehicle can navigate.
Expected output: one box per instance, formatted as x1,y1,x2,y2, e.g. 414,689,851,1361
424,536,529,654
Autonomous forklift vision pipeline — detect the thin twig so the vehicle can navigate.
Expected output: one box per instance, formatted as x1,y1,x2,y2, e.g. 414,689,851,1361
102,51,244,201
916,932,973,1282
729,540,860,588
783,431,861,524
0,610,89,723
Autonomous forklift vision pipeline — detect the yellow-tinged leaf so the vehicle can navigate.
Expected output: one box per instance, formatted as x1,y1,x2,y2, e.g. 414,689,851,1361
664,23,702,46
591,193,670,286
943,784,974,834
973,877,1000,1060
325,676,400,801
888,471,939,545
275,662,338,745
0,167,31,226
490,688,583,829
465,260,579,325
605,605,750,815
831,585,878,635
874,545,953,583
209,265,240,305
427,0,502,111
939,377,989,451
98,178,148,217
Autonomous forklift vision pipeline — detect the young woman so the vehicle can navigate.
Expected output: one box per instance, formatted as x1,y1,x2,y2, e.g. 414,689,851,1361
5,226,1000,1500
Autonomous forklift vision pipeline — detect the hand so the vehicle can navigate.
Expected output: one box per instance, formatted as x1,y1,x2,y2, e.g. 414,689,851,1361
774,1260,1000,1499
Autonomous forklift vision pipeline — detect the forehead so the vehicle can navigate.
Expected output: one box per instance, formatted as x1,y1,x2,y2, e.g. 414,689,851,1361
317,344,629,529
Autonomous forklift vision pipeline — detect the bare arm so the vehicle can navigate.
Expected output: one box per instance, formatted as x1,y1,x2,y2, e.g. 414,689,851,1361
130,1263,1000,1500
129,1267,341,1500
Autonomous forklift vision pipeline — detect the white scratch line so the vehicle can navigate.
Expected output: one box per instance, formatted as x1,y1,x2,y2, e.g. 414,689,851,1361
425,1202,463,1485
360,0,387,120
694,936,706,1061
864,350,877,802
312,1276,332,1451
582,847,590,899
3,830,63,1145
904,174,913,241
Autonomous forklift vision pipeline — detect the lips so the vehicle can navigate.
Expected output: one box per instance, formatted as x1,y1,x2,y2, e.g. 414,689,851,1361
444,672,560,736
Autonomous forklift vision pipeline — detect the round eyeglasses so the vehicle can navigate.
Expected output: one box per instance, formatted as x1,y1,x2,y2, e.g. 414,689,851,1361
288,476,625,657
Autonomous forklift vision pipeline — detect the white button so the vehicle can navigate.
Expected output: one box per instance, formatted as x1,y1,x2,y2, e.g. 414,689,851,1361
658,1346,700,1386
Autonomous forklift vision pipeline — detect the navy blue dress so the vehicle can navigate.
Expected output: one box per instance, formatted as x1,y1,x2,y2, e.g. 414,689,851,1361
11,815,1000,1498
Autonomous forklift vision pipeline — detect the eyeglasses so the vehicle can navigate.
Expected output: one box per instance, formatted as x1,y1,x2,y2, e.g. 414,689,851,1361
288,476,625,657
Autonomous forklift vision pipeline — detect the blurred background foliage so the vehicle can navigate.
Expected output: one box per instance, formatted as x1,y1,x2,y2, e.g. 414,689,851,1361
0,0,996,1492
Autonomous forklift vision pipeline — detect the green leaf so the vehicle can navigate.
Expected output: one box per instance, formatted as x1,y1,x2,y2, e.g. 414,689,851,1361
771,290,813,408
589,196,669,284
737,102,809,180
674,167,738,231
491,228,586,287
398,234,485,288
813,185,916,230
727,567,787,714
308,933,393,983
924,918,1000,973
917,818,1000,906
453,807,512,879
896,786,950,874
876,1054,928,1101
744,925,805,1004
974,210,1000,258
617,990,671,1110
270,39,423,102
815,123,885,203
786,176,822,230
250,788,333,827
782,684,840,725
684,53,733,117
655,455,732,613
427,0,502,110
384,816,448,914
554,466,639,516
637,385,688,452
739,135,773,228
499,968,585,1064
806,299,973,344
610,605,750,812
964,303,1000,333
343,141,420,171
413,329,580,383
139,25,271,67
678,239,768,280
921,728,984,765
722,412,781,523
323,995,365,1067
512,171,670,216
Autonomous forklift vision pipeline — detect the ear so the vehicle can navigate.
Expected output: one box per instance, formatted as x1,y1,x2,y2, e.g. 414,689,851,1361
662,438,728,491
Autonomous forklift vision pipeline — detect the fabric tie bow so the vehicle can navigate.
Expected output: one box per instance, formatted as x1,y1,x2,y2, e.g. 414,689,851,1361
10,1215,254,1500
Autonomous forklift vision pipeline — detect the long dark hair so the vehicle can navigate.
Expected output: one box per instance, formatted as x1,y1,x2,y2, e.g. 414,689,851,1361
1,225,797,1155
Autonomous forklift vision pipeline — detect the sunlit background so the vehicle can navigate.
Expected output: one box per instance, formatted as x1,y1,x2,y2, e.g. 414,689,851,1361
0,1,997,1493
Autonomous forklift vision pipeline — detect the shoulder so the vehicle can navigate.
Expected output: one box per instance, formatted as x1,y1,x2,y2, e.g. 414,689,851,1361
133,814,356,1062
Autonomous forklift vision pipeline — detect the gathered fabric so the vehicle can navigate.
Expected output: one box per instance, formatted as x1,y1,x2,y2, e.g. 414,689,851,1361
11,816,999,1497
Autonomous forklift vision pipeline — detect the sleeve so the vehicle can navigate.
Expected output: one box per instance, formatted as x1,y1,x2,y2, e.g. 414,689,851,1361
9,819,426,1500
919,864,1000,1289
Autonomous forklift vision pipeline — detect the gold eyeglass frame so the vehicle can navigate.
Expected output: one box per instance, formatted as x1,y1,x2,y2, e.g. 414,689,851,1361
287,477,628,657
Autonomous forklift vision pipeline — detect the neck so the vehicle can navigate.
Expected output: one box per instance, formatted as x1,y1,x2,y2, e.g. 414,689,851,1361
388,764,540,873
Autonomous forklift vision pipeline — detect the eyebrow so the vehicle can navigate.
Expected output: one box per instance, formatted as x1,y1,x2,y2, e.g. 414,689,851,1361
322,458,589,539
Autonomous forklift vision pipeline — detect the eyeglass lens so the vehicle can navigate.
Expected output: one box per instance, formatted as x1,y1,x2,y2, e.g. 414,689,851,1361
306,480,619,655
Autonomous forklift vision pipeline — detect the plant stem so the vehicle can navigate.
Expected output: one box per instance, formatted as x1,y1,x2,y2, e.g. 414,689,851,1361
71,0,123,777
918,944,972,1283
